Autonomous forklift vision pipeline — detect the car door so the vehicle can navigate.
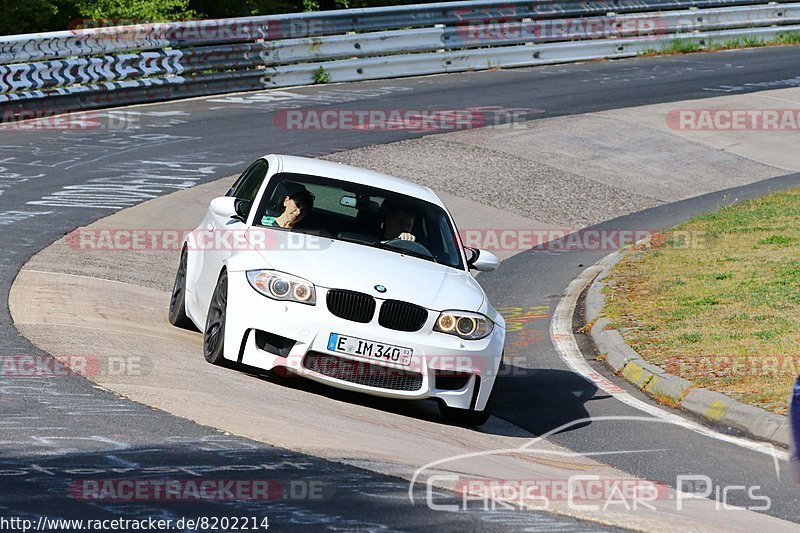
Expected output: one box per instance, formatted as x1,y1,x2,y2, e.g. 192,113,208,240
196,159,269,314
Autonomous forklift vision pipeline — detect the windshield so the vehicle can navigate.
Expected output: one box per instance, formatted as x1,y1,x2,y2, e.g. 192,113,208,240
253,172,464,270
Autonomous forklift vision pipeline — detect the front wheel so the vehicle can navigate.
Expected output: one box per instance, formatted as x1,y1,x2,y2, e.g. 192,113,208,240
204,270,231,367
168,248,195,330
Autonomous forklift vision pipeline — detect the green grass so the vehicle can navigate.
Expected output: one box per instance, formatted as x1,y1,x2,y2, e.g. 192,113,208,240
758,234,798,246
638,32,800,57
775,32,800,45
666,39,703,54
604,188,800,414
312,66,331,84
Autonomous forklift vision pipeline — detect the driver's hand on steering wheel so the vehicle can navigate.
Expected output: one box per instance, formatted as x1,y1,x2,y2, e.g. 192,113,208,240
397,232,416,241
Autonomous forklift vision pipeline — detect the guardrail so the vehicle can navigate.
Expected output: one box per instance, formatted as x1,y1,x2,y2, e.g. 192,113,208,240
2,0,800,119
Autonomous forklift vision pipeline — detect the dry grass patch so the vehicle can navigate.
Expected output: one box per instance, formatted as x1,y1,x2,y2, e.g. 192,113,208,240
604,189,800,414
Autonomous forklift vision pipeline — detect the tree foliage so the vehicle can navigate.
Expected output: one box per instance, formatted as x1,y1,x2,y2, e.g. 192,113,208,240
0,0,448,36
75,0,197,21
0,0,79,35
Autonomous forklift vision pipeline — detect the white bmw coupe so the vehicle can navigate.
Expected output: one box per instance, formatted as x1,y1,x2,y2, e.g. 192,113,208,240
169,154,505,425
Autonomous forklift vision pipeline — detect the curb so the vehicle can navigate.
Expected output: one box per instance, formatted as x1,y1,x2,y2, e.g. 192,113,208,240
584,246,790,448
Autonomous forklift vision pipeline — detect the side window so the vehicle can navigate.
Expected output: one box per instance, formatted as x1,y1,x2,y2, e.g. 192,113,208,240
227,160,269,217
227,160,269,202
227,161,256,197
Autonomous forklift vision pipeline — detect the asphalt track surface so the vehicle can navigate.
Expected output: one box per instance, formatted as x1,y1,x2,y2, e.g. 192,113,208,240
2,46,800,528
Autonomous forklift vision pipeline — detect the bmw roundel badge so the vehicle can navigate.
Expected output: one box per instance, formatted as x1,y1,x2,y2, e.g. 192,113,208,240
374,285,387,293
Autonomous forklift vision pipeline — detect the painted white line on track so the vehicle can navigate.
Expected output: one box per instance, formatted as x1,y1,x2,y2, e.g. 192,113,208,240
550,252,789,465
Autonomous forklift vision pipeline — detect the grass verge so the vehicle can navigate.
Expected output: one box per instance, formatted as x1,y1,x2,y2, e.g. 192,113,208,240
603,189,800,414
638,31,800,57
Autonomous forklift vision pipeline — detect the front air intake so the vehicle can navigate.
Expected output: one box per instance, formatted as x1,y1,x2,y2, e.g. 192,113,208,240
303,353,423,391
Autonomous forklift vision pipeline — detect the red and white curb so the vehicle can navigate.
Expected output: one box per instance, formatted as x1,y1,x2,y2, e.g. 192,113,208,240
549,250,788,466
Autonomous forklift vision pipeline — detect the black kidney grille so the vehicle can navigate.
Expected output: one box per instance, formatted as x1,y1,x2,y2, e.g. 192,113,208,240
303,353,423,391
326,289,375,323
378,300,428,332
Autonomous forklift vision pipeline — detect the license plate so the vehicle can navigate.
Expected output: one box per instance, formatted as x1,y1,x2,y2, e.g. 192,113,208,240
327,333,413,366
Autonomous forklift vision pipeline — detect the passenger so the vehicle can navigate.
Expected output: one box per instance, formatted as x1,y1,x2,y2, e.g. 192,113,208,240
381,199,416,242
262,184,314,229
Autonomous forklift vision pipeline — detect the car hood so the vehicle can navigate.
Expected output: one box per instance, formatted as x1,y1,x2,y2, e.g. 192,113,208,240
245,228,484,311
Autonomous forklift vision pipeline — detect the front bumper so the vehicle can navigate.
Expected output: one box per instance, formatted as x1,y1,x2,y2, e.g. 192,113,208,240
224,271,504,411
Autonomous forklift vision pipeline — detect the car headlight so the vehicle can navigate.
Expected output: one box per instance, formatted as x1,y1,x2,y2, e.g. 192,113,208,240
246,270,316,305
434,311,493,340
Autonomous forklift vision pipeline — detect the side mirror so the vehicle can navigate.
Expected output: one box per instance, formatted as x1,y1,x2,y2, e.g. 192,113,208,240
234,198,251,222
465,247,500,272
210,196,250,223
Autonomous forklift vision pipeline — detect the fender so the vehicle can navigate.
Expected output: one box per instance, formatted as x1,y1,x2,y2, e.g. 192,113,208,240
183,243,206,329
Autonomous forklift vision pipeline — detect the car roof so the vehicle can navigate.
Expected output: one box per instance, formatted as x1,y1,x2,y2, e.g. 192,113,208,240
266,154,441,205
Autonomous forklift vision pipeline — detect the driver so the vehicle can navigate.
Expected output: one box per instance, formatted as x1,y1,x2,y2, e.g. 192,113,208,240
262,183,315,229
381,199,416,241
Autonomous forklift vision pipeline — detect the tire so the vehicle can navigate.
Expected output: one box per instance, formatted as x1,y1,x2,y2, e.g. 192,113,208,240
204,269,231,367
168,247,195,330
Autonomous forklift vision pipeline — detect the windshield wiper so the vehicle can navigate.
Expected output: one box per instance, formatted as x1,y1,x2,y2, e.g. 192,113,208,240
375,241,439,264
335,233,440,264
336,232,379,245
